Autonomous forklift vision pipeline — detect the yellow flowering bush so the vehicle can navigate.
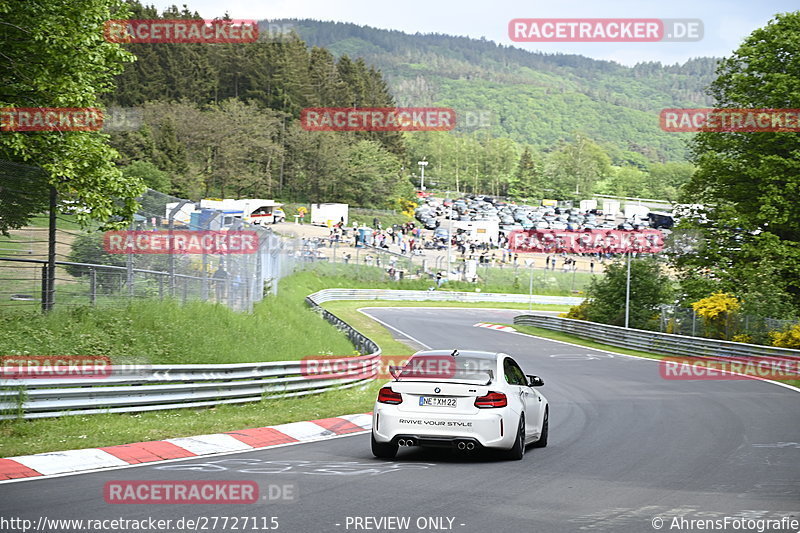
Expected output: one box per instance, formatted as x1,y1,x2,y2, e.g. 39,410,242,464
691,292,740,320
562,300,590,320
769,324,800,349
691,292,740,340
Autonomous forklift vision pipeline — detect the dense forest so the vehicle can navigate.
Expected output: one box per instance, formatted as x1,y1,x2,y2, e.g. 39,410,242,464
284,19,718,162
106,4,709,204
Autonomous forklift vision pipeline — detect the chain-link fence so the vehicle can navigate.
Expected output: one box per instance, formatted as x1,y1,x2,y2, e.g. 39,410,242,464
0,178,291,312
658,305,798,344
279,231,595,295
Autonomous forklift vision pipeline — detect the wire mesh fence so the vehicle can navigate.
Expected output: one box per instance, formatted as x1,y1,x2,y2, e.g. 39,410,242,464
0,169,292,311
280,232,596,295
658,305,798,345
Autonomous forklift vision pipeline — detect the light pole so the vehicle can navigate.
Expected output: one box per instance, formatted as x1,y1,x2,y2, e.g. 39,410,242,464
446,206,453,282
624,251,631,328
417,160,428,191
526,259,535,311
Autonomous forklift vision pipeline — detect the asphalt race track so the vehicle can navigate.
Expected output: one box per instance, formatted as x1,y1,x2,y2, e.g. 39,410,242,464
2,308,799,533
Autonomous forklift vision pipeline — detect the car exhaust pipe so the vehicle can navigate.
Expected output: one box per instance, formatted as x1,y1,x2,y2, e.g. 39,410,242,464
457,441,466,450
398,439,406,446
466,442,475,451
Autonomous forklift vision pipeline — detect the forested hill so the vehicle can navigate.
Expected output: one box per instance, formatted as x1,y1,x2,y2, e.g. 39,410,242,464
277,19,719,162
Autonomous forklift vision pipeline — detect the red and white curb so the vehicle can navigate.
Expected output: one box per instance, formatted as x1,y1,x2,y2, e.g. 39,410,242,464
473,322,516,332
0,413,372,481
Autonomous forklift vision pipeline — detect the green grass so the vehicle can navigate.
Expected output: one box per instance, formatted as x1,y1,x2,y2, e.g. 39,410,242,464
0,275,358,364
297,261,593,296
511,324,666,360
25,213,83,230
0,382,384,458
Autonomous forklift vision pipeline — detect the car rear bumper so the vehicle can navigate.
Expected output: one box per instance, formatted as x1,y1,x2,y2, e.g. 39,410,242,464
372,407,517,449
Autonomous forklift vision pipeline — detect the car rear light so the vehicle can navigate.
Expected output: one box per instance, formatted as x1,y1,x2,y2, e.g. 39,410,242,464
377,387,403,405
474,391,507,408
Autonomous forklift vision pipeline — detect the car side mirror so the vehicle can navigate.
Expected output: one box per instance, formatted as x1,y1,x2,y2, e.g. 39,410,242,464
527,375,544,387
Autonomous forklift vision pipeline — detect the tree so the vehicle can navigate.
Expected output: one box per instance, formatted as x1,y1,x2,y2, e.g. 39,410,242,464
509,147,542,200
599,165,648,198
0,0,145,232
121,161,170,193
544,133,611,199
342,140,405,207
648,162,694,201
678,12,800,314
580,257,673,329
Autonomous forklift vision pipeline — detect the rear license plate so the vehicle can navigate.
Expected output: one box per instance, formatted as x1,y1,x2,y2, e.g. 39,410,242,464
419,396,457,408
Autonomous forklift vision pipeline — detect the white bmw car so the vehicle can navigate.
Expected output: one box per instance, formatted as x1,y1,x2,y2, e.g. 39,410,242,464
371,350,548,460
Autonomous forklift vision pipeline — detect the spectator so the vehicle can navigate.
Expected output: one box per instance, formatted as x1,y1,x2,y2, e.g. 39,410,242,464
212,263,228,302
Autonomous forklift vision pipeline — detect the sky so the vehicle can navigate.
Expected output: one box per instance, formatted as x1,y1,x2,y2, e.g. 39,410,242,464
140,0,795,66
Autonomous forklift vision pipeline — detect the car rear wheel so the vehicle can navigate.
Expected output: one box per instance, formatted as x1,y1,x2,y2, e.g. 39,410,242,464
532,408,548,448
371,433,398,459
506,415,525,460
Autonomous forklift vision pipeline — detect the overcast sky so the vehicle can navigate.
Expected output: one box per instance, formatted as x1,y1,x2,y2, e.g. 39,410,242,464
141,0,796,66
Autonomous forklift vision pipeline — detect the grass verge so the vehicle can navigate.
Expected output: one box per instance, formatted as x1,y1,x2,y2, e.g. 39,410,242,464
0,383,384,458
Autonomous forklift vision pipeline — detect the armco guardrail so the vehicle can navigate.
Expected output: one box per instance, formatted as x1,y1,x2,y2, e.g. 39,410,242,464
513,314,800,363
0,289,576,420
306,288,584,307
0,300,381,420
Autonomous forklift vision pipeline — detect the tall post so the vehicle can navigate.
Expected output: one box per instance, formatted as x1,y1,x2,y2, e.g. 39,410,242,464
418,160,428,190
126,219,134,298
40,265,48,312
528,261,534,311
43,186,57,312
202,212,221,301
168,200,191,298
446,204,453,282
624,251,632,328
